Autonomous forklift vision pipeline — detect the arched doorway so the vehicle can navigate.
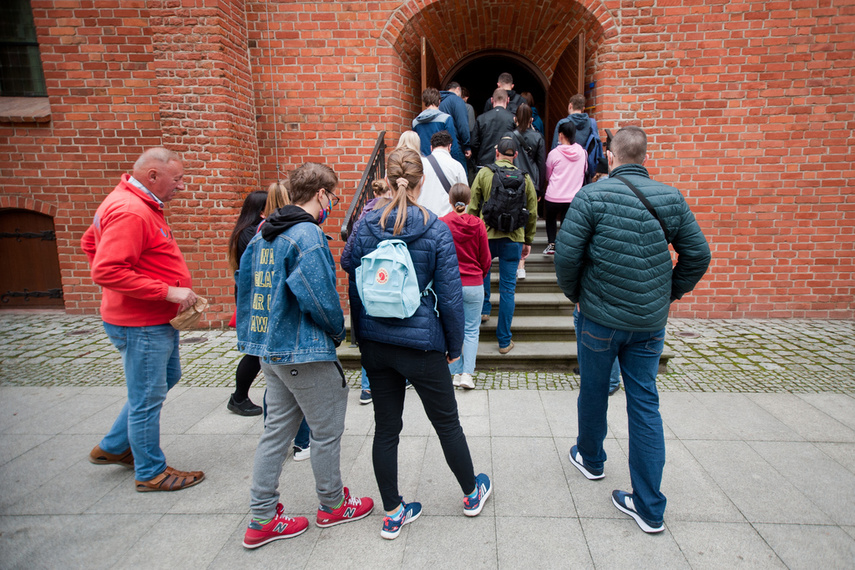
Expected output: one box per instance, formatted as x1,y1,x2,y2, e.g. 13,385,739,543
444,50,548,122
381,0,617,138
0,209,64,308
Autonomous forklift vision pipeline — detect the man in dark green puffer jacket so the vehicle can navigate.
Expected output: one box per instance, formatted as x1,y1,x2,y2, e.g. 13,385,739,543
554,126,711,534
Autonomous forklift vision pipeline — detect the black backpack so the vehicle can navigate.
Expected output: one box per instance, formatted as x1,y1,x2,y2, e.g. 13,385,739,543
481,163,529,233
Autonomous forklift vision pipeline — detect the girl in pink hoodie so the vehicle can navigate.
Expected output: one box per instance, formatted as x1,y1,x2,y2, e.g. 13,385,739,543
440,183,492,389
543,121,587,254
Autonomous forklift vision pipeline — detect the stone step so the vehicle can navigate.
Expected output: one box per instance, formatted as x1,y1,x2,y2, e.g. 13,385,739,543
485,291,574,316
479,315,575,342
337,340,673,373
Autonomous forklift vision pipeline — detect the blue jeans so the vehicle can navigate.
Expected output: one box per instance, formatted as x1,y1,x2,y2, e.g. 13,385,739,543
361,367,370,391
100,322,181,481
449,285,483,375
574,311,667,523
294,417,311,449
482,238,522,348
575,309,620,392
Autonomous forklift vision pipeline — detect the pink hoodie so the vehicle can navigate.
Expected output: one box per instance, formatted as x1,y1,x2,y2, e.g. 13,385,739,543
545,143,587,203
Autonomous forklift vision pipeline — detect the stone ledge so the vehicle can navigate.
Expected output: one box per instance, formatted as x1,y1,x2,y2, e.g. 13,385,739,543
0,96,51,124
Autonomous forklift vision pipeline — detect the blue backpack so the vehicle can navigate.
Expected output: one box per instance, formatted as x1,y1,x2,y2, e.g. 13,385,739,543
356,239,436,319
583,118,603,184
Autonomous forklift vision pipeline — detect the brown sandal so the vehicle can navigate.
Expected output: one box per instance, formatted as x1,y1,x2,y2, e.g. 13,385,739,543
89,445,134,468
135,466,205,492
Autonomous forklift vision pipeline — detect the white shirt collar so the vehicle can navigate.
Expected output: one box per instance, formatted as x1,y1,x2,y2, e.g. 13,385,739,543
129,176,164,208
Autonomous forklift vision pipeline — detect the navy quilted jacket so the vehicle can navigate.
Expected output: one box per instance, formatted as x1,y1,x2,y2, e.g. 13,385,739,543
554,164,711,332
345,205,465,358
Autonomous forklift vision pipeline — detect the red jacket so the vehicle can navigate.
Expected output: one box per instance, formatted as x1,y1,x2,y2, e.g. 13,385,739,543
440,211,492,286
81,174,192,326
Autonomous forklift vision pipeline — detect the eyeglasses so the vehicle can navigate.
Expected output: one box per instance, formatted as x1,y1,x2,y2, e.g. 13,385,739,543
327,192,340,207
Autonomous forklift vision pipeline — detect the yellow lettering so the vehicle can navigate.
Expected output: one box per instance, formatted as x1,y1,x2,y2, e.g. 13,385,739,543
253,270,273,288
252,293,265,310
266,294,271,310
259,247,275,265
250,315,268,333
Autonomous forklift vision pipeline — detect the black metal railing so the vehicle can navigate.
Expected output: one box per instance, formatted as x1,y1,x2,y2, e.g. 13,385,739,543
340,131,386,241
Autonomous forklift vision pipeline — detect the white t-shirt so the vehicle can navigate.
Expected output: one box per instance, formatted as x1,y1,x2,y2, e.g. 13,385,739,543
418,148,467,217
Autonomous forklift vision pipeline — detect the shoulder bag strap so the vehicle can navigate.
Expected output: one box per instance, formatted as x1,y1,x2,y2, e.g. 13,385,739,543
426,153,452,193
614,175,670,243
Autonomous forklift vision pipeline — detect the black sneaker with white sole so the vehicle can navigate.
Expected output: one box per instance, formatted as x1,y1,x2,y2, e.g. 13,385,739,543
611,490,664,533
568,445,604,480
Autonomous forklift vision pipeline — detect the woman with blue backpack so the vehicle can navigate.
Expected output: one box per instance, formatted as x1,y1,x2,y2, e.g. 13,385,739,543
345,146,492,540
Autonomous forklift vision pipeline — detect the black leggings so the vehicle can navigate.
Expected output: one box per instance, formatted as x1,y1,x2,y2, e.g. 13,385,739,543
233,354,260,401
361,340,477,511
544,199,571,245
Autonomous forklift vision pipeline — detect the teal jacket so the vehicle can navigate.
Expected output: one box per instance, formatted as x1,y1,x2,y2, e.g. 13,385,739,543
554,164,711,332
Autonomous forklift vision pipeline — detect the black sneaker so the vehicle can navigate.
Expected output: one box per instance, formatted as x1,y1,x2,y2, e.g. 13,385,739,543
612,490,664,533
227,395,263,416
568,445,604,480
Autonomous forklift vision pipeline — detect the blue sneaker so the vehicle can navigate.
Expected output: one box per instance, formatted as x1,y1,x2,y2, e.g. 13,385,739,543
463,473,492,517
569,445,604,480
359,389,372,405
611,490,664,533
380,500,422,540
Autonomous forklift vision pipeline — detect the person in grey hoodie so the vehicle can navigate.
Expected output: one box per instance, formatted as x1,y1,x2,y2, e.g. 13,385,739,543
413,87,461,161
551,93,595,150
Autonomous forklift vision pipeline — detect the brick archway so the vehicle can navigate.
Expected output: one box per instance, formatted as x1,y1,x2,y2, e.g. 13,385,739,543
380,0,619,137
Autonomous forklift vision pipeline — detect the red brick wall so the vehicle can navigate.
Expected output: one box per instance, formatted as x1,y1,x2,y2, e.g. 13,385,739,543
2,0,853,320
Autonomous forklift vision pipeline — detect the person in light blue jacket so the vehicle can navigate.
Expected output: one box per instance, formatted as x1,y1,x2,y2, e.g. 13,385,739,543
346,147,492,540
236,162,374,550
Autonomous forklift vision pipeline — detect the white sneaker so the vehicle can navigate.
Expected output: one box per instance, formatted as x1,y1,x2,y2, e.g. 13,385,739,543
452,374,462,387
516,267,526,280
293,445,311,462
459,373,475,390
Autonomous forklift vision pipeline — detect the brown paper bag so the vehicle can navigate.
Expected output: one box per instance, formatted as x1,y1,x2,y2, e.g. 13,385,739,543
169,296,208,330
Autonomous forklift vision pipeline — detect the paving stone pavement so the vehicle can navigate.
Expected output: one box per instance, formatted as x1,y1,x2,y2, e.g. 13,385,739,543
0,313,853,569
1,313,853,393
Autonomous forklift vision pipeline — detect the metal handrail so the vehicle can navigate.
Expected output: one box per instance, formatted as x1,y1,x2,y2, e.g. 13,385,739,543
341,131,386,241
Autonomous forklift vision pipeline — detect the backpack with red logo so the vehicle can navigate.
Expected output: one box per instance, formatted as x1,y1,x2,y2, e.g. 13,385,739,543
356,239,435,319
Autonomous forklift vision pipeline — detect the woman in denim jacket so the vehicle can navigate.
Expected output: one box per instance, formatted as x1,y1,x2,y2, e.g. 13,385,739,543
346,147,492,540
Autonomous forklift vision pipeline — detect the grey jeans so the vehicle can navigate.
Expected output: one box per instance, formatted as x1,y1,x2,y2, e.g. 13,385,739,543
250,360,348,519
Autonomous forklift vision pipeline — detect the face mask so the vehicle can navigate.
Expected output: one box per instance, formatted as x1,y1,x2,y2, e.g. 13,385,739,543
317,194,332,224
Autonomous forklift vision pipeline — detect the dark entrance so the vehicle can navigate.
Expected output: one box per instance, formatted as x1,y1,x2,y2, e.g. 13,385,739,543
445,52,547,121
0,209,64,308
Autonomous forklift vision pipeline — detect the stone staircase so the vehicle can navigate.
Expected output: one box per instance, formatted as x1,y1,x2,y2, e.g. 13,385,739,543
337,219,672,372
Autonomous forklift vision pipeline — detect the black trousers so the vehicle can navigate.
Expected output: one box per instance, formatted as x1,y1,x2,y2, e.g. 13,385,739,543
544,199,571,245
361,340,477,511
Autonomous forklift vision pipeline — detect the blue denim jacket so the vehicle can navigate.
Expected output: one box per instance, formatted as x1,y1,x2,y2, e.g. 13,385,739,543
236,218,345,364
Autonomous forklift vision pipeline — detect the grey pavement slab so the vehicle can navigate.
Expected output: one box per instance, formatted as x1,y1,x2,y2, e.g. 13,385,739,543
0,315,853,567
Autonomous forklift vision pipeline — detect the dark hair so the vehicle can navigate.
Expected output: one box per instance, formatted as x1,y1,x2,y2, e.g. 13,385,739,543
445,81,461,91
569,94,585,112
289,162,337,205
381,147,429,235
515,103,532,134
612,126,647,164
228,190,267,270
422,87,440,107
520,91,535,108
448,183,470,213
430,130,453,149
461,86,470,98
497,72,513,85
558,120,577,144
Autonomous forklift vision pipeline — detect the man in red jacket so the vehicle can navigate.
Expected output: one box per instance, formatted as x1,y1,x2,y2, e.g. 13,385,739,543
82,147,205,492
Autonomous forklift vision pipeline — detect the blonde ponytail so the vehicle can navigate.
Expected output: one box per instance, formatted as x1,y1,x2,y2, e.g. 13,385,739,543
380,147,430,235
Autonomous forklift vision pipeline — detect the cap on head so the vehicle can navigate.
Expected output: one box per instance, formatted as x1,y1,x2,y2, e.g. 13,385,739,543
496,136,517,157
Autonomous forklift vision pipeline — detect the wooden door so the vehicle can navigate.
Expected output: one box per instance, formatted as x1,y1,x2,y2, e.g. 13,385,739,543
0,209,64,308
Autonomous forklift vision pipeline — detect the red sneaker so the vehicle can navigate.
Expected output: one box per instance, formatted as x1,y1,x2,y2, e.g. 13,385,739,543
242,508,309,549
316,487,374,527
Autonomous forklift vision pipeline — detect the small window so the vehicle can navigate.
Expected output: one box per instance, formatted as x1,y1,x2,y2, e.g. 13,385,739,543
0,0,47,97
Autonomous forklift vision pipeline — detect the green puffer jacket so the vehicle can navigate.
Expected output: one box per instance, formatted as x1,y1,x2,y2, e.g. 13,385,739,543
554,164,711,332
